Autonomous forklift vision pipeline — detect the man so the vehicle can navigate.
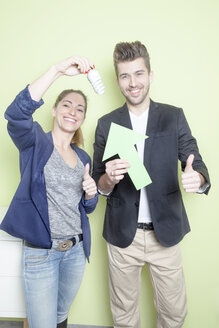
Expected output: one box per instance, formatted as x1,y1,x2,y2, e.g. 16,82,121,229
92,41,210,328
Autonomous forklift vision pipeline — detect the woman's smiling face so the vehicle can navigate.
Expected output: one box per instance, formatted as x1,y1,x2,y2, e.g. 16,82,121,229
52,92,86,134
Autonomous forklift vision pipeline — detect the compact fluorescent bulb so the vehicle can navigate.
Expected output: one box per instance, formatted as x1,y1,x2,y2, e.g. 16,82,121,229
87,69,105,95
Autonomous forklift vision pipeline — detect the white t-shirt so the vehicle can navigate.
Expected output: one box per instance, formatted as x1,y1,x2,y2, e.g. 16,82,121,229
129,109,152,223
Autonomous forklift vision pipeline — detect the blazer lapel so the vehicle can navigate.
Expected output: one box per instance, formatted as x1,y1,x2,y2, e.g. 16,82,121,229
118,103,133,129
31,132,54,234
144,100,161,172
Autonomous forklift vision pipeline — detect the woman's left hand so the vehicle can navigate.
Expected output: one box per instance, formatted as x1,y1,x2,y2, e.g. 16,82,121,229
82,163,97,200
55,56,94,76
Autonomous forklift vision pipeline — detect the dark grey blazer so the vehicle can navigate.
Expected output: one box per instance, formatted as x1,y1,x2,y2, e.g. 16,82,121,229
92,100,210,248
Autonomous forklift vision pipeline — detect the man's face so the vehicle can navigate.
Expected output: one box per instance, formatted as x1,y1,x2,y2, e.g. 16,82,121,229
116,57,153,108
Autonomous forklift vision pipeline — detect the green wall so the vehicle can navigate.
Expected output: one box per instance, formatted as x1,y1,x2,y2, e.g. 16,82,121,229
0,0,218,327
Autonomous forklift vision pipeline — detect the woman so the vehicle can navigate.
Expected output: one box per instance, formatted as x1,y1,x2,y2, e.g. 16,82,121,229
1,56,98,328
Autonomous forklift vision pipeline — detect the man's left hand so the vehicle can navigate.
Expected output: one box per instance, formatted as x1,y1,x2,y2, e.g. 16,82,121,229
181,154,206,193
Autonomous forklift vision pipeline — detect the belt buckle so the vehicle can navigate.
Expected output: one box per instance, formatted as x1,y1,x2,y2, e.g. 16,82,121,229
56,240,73,252
142,223,148,231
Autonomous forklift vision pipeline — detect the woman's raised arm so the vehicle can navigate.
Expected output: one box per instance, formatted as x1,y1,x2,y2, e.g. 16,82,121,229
28,56,94,101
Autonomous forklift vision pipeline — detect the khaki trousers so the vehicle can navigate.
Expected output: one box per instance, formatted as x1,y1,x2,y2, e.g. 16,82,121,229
107,229,187,328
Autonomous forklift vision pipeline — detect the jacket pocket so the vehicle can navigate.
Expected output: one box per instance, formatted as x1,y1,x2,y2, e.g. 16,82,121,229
23,247,52,267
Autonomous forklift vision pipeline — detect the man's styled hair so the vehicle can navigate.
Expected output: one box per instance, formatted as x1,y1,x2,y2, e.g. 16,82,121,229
113,41,151,76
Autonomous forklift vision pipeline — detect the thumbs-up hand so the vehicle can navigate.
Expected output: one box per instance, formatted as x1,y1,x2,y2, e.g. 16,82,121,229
181,154,205,193
184,154,194,173
82,163,97,200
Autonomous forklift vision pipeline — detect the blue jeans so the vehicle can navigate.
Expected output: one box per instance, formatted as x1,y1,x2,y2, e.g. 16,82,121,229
22,235,86,328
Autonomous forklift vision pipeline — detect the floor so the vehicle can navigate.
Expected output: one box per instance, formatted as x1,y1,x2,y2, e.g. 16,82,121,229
0,322,112,328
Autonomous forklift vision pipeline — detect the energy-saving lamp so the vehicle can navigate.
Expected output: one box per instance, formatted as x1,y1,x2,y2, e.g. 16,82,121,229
87,69,105,95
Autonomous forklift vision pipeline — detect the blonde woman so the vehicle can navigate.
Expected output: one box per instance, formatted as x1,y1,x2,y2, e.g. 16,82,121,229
1,56,98,328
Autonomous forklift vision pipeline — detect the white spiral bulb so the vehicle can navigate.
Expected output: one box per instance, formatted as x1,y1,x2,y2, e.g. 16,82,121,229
87,69,105,95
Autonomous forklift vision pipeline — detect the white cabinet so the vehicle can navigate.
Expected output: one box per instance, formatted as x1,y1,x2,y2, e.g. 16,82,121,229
0,207,27,320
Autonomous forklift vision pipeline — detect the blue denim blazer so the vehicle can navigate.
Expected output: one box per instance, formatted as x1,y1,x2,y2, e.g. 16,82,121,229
1,86,98,261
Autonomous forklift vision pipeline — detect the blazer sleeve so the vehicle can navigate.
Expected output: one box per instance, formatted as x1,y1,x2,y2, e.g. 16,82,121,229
76,149,98,213
177,108,210,193
81,193,98,214
4,85,44,151
92,118,108,185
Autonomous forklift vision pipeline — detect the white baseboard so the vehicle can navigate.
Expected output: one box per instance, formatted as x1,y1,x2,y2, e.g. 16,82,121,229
0,322,113,328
